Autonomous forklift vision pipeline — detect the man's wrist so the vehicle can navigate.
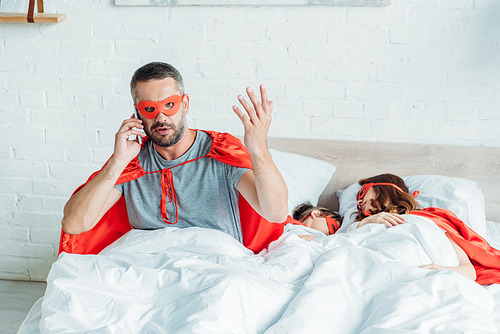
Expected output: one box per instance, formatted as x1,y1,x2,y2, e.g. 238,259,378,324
105,156,131,179
249,145,272,162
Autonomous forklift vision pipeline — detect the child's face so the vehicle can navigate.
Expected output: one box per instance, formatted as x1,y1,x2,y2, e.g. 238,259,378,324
302,213,330,235
357,188,381,215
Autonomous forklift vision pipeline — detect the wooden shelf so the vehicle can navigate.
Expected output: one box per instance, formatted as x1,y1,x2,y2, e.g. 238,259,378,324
0,12,67,23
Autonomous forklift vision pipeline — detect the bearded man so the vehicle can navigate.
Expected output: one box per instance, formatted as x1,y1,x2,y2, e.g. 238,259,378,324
60,62,289,254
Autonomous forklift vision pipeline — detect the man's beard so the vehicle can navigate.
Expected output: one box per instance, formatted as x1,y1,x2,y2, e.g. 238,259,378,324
144,112,187,148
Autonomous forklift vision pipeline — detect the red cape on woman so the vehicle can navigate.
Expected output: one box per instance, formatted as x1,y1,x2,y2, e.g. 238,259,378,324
410,207,500,285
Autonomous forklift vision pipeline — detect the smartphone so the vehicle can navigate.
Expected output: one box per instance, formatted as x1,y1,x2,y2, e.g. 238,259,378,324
129,109,143,145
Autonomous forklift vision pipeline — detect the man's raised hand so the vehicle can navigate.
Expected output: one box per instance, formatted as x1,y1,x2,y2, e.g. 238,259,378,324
232,84,274,156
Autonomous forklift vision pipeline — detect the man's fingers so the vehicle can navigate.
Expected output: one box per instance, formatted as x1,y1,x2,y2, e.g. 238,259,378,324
246,87,262,110
236,85,273,121
117,116,144,140
117,129,145,140
120,118,143,131
232,105,251,126
260,84,268,105
237,94,258,121
259,84,273,114
246,86,271,119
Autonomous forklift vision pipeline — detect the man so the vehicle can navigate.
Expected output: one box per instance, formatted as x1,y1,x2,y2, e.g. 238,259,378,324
60,62,289,252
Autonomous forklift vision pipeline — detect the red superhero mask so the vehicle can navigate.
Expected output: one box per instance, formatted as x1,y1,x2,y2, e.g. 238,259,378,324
357,182,405,202
321,214,339,235
135,94,186,119
357,182,419,216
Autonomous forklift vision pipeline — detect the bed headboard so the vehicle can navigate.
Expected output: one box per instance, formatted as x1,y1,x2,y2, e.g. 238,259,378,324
267,138,500,223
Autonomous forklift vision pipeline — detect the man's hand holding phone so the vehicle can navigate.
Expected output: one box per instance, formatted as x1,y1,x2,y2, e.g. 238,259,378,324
114,114,146,164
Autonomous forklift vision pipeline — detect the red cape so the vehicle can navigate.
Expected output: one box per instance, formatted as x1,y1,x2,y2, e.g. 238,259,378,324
59,130,289,255
410,207,500,285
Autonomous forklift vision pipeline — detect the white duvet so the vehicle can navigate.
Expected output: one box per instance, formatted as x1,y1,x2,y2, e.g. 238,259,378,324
18,215,499,333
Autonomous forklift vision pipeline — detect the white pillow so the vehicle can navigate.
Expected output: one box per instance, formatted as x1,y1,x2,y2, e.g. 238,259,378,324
336,175,487,240
336,183,362,234
404,175,486,239
269,149,336,216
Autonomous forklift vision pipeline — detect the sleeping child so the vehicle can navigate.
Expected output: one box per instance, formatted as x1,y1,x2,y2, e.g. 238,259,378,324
279,203,341,240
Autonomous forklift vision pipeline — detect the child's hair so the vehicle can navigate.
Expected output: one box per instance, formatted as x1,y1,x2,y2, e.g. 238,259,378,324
293,202,342,227
355,173,419,221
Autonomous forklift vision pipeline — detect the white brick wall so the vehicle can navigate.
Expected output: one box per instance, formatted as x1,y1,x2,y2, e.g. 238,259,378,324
0,0,499,281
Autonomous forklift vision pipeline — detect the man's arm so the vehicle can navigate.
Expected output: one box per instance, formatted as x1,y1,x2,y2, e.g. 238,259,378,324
233,85,288,223
61,116,146,235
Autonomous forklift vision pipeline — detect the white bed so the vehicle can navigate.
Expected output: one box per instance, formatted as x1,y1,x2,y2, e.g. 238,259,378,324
17,138,500,333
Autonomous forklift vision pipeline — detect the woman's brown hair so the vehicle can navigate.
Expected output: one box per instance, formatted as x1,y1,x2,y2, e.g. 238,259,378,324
355,173,419,221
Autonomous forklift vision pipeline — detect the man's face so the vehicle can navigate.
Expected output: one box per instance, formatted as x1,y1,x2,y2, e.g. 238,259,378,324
134,78,188,148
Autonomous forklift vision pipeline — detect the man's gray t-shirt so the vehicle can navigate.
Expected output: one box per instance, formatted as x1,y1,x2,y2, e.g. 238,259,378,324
115,131,250,242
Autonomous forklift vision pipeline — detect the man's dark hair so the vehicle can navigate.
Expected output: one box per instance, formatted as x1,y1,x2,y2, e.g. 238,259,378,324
130,62,184,103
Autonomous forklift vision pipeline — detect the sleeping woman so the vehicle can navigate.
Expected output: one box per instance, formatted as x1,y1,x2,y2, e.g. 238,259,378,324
265,175,499,333
351,173,477,281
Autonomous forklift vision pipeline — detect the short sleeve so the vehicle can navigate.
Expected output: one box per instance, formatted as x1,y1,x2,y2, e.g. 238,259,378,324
228,165,251,190
114,183,124,193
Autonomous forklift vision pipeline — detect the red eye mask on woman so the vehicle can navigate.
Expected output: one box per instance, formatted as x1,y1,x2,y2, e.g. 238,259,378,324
135,94,186,119
357,182,419,216
357,182,405,202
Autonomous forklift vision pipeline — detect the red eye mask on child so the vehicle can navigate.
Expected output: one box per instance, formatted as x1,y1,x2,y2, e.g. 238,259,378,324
135,94,186,119
321,214,339,235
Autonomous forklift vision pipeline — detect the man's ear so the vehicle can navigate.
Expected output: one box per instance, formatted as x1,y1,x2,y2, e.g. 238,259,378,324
182,94,190,114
